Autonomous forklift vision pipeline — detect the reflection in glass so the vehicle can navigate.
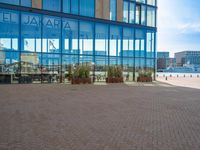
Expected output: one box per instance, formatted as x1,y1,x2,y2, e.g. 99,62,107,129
110,26,121,57
147,7,156,27
21,13,42,52
95,23,108,56
42,54,61,83
136,4,141,24
129,3,135,23
110,0,117,21
123,1,129,23
80,0,94,17
42,15,61,53
43,0,61,12
79,21,94,55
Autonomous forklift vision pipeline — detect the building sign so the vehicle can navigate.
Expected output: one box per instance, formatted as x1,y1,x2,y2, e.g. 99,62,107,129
0,10,80,39
22,14,73,31
0,11,19,24
0,10,73,30
22,14,41,27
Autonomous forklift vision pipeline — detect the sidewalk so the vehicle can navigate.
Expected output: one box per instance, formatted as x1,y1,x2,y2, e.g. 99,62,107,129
157,76,200,89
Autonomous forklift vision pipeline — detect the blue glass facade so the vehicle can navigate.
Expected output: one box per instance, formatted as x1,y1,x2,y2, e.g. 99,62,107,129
110,0,117,21
0,0,157,84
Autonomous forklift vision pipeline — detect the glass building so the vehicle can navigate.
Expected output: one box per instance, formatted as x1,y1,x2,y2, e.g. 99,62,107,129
175,51,200,67
0,0,157,84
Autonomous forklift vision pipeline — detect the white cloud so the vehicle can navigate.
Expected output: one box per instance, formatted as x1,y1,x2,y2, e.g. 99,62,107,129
177,23,200,34
157,0,200,55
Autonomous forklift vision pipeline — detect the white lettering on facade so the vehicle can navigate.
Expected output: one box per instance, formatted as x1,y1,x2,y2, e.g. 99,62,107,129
0,11,75,31
0,12,18,24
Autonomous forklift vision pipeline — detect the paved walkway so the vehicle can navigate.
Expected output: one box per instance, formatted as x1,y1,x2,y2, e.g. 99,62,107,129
157,77,200,89
0,83,200,150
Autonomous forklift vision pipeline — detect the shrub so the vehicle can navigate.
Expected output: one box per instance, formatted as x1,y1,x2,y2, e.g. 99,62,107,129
138,70,152,78
107,66,115,78
107,66,123,78
72,65,90,78
115,66,123,78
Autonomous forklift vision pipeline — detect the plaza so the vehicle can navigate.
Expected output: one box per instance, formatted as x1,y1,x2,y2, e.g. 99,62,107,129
0,83,200,149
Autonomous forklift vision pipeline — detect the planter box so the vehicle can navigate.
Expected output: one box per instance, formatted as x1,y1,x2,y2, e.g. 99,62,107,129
71,78,92,84
137,77,152,82
106,77,123,83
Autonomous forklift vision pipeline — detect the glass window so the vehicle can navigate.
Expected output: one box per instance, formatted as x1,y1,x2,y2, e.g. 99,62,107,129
0,51,20,77
123,28,134,57
123,1,129,23
79,21,94,55
110,26,121,57
0,0,19,5
80,0,94,17
21,0,31,7
141,5,146,25
147,0,156,6
71,0,78,15
62,18,78,54
42,15,61,53
80,55,93,65
136,4,141,24
110,57,121,66
0,12,20,85
43,0,61,12
0,9,19,51
147,6,156,27
21,13,42,52
136,0,145,3
95,56,108,82
42,53,61,83
129,2,135,23
63,0,70,13
123,57,134,81
146,31,155,58
146,59,153,69
135,29,145,58
21,52,42,83
95,23,108,56
110,0,116,21
62,54,78,83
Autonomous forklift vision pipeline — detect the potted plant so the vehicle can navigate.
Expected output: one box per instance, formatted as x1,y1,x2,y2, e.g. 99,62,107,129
137,70,152,82
115,66,123,82
106,66,123,83
71,65,92,84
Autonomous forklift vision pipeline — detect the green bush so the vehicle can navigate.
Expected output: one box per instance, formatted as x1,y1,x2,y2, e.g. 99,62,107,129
72,65,90,78
138,70,152,78
107,66,114,78
115,66,123,78
107,66,123,78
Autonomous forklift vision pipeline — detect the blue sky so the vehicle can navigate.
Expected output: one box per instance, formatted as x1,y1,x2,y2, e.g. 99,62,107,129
158,0,200,57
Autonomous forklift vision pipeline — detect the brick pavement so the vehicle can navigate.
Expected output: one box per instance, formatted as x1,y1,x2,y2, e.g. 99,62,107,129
0,83,200,150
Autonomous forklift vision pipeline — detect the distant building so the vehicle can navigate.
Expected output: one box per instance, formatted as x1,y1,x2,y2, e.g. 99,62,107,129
157,52,170,71
157,52,169,59
175,51,200,67
168,58,176,67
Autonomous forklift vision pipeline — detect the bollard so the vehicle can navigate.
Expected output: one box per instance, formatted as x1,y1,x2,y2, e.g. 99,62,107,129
165,76,167,80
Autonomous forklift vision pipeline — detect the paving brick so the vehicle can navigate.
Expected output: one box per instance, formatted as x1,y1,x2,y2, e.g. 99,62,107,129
0,84,200,150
